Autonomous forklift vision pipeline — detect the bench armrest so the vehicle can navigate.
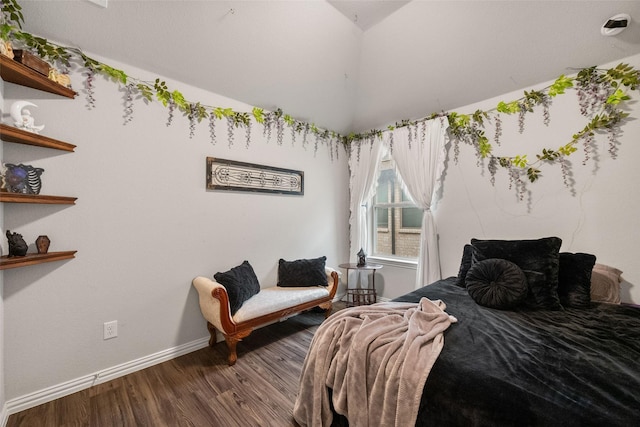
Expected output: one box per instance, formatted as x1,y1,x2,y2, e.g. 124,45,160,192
192,276,236,334
325,267,340,300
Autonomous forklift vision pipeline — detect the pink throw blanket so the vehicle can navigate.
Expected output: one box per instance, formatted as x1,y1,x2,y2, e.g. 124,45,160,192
294,298,457,427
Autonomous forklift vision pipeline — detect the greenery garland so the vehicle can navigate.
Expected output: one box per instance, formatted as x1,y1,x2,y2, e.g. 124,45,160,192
2,0,639,196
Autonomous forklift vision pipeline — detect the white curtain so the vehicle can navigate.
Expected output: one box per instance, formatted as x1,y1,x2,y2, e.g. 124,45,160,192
390,118,449,289
348,139,384,263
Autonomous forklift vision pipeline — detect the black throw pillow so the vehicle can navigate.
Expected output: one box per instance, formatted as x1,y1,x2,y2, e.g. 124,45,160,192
471,237,563,310
214,261,261,315
455,244,474,287
466,258,528,309
278,256,328,287
557,252,597,308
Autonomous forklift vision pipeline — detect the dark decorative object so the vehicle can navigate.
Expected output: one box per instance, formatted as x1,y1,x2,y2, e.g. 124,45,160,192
6,230,28,257
214,261,261,315
278,256,328,287
206,157,303,195
471,237,563,311
465,258,528,309
36,235,50,254
357,248,367,267
2,163,44,194
557,252,597,308
12,49,51,76
455,244,474,287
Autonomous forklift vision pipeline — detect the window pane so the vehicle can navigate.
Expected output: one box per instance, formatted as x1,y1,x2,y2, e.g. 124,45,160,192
376,207,389,228
401,207,422,228
376,180,389,203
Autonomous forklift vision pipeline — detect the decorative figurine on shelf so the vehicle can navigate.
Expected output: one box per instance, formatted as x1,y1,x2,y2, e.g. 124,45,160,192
10,100,45,134
6,230,28,257
2,163,44,194
357,248,367,267
48,68,72,89
36,235,51,254
0,39,14,59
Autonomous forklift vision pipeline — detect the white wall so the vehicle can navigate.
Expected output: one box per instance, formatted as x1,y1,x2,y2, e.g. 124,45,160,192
375,53,640,304
1,54,350,403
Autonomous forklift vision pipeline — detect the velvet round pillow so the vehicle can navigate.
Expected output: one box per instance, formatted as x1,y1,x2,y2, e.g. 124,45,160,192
466,258,528,309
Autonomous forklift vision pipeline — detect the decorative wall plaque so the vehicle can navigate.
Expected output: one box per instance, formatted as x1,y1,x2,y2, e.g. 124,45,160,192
206,157,304,195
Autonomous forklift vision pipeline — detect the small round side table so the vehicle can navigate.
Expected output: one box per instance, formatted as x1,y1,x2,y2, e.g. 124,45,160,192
338,263,383,306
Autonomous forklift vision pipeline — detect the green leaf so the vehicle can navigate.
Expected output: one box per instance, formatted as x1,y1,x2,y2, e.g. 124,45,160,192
548,74,574,97
252,107,265,124
472,109,488,126
136,83,154,102
537,148,556,161
283,114,295,126
605,88,630,105
512,155,528,168
558,143,577,156
194,103,208,122
478,135,492,157
212,107,234,119
499,157,511,168
527,167,541,182
496,101,520,114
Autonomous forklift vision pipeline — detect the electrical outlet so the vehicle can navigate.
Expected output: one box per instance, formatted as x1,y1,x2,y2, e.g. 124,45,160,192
103,320,118,340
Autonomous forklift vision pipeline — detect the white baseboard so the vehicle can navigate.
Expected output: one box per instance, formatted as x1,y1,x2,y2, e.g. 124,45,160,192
3,337,209,421
1,404,8,427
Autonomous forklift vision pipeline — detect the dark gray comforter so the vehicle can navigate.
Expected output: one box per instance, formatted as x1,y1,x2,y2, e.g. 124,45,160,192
389,277,640,426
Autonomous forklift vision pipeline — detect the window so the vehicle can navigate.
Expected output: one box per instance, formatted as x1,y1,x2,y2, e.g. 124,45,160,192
371,154,422,259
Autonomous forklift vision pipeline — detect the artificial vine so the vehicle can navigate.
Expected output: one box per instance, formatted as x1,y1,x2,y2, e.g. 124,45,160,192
347,64,638,199
2,0,639,197
0,0,342,159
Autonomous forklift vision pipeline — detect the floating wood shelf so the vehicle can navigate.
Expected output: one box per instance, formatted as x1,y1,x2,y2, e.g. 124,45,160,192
0,55,77,98
0,192,77,205
0,251,77,270
1,54,78,271
0,123,76,151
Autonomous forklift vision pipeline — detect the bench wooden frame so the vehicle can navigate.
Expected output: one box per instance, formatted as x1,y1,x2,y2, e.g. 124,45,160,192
195,271,338,365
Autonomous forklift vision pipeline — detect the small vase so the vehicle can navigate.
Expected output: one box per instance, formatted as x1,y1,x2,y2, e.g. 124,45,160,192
36,235,50,254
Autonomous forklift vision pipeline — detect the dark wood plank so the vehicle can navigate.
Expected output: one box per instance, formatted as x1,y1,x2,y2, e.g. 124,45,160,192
6,302,346,427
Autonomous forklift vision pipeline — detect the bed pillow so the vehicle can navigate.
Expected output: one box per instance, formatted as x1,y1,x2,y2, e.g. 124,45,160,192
471,237,563,310
455,244,474,287
465,258,528,309
590,263,622,304
278,256,328,287
557,252,597,308
214,261,261,315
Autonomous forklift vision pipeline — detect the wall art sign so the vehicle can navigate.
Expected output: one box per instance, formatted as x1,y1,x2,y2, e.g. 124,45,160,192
206,157,304,195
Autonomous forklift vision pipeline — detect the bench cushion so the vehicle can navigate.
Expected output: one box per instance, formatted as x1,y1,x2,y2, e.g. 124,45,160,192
233,286,330,323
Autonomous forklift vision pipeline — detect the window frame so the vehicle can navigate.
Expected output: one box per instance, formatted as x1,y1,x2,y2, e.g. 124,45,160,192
369,155,422,262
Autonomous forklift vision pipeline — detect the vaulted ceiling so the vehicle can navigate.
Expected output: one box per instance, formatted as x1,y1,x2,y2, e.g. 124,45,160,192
17,1,640,134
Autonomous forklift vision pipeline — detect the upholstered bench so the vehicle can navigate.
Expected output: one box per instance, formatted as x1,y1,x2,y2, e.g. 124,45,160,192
193,264,339,365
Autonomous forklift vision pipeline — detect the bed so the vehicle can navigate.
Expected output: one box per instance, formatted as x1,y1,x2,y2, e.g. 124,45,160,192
294,238,640,427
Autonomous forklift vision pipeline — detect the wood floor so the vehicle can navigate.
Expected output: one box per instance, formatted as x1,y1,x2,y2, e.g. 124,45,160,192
7,303,346,427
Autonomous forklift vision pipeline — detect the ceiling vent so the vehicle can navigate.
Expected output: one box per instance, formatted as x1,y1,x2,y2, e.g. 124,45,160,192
601,13,630,36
